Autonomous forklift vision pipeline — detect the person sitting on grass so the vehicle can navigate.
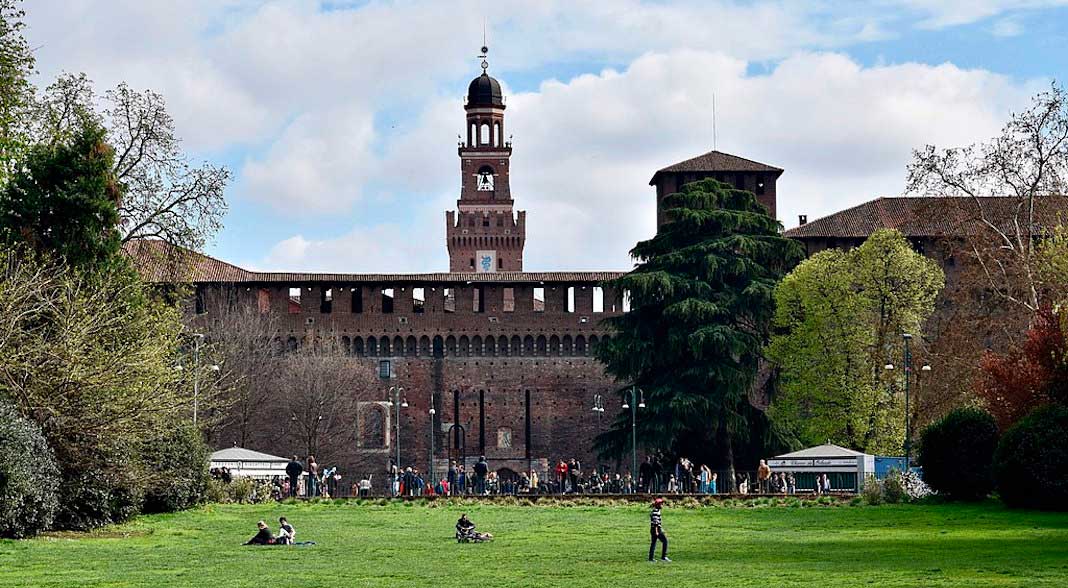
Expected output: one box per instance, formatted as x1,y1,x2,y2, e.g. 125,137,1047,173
455,513,493,542
276,517,295,545
245,521,275,545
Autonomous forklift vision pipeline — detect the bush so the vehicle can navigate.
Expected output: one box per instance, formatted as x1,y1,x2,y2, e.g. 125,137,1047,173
882,471,906,504
917,407,999,500
140,425,210,513
55,467,144,531
994,405,1068,510
861,476,883,505
0,402,61,538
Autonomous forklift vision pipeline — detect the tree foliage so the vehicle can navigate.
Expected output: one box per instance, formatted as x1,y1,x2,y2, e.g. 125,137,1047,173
975,305,1068,430
994,404,1068,510
767,229,944,454
595,179,803,479
917,407,999,501
0,0,34,185
0,248,203,528
0,120,123,269
32,73,229,253
907,82,1068,312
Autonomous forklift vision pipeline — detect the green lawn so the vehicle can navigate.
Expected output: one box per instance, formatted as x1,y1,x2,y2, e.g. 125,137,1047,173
2,499,1068,587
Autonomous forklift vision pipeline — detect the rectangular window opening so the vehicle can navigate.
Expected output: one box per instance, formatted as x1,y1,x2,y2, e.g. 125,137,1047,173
473,286,485,313
382,288,394,314
257,288,270,314
413,287,425,313
288,287,301,314
444,288,456,312
321,288,333,313
503,287,515,312
622,289,632,313
533,287,545,312
593,286,604,313
351,288,363,313
567,286,576,313
195,286,207,315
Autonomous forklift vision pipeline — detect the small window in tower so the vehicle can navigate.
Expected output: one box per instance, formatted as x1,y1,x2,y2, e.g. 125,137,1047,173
483,216,490,227
497,215,504,227
480,123,490,145
469,258,475,270
503,287,515,312
567,287,576,313
498,257,503,270
351,288,363,313
413,287,425,313
473,286,485,313
195,286,207,315
533,287,545,312
593,287,604,313
444,288,456,313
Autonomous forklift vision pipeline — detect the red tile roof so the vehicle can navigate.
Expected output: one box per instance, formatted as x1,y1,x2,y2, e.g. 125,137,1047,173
649,150,783,185
784,196,1068,239
123,240,625,285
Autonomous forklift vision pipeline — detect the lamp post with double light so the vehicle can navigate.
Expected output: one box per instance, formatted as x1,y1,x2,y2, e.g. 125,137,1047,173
885,333,931,470
428,405,437,485
176,333,219,426
621,386,645,480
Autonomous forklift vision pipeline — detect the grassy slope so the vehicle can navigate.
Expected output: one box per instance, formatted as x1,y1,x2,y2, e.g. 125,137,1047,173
2,501,1067,588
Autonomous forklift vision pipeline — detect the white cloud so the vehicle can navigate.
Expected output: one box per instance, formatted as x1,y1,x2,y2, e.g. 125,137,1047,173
893,0,1068,28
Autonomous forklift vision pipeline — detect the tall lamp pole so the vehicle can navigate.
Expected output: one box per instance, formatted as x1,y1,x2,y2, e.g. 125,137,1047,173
885,334,931,470
389,386,407,470
181,333,218,426
429,406,436,485
621,386,645,480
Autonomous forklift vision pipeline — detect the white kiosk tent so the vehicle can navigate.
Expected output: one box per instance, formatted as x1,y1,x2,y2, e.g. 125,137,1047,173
209,447,294,481
767,444,875,493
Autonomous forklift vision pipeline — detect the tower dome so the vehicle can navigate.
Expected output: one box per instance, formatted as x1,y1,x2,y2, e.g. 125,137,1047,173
467,72,504,108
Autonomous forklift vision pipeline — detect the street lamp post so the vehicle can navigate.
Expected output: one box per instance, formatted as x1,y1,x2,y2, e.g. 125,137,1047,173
885,334,931,470
389,386,407,471
184,333,219,426
621,386,645,481
429,406,436,485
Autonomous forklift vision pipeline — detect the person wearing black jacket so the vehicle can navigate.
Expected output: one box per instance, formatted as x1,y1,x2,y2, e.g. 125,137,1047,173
473,456,489,495
648,498,670,562
285,456,303,498
245,521,275,545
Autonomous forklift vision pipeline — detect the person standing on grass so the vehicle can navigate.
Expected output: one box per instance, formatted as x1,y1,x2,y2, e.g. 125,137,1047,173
474,456,489,495
757,459,771,494
447,460,458,495
286,456,303,498
648,498,670,562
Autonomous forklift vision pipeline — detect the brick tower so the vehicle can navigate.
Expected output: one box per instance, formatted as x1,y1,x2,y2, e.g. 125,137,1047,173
446,47,526,273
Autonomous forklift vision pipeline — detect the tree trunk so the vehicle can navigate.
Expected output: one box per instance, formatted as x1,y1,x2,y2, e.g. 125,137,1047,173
719,414,737,493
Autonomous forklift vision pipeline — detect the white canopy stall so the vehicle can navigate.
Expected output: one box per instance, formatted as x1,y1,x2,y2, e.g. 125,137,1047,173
767,444,875,493
209,447,294,481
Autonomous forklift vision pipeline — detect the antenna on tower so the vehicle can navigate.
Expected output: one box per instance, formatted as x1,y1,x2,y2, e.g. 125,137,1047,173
713,92,718,151
478,19,489,73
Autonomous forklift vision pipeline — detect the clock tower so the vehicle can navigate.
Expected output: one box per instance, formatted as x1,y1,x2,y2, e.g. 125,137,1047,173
446,47,526,273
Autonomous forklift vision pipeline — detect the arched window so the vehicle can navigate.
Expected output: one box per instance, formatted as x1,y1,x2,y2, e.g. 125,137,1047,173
476,165,494,191
446,335,457,356
549,335,560,356
419,336,431,356
367,336,378,357
286,336,298,352
485,336,497,356
589,335,599,351
353,337,365,357
472,335,483,357
393,336,404,357
341,336,351,355
406,336,417,356
536,335,547,356
510,335,521,356
498,335,509,356
433,335,444,358
380,337,392,357
523,335,535,356
562,335,573,355
575,335,587,356
458,335,470,357
480,123,490,145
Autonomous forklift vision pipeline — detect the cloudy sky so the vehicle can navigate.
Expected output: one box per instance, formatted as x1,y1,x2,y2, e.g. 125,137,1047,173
23,0,1068,272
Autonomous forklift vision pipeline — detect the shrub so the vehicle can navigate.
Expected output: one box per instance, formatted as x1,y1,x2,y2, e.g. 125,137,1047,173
0,402,61,538
882,471,906,504
994,405,1068,510
917,407,999,500
140,425,210,513
861,476,883,505
55,467,144,531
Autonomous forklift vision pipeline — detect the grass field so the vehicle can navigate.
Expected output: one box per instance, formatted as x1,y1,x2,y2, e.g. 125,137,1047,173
2,499,1068,587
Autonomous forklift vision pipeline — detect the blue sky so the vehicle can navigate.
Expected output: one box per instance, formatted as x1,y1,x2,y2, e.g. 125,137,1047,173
22,0,1068,272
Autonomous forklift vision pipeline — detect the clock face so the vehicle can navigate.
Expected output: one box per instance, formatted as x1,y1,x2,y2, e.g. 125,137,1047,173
477,171,494,191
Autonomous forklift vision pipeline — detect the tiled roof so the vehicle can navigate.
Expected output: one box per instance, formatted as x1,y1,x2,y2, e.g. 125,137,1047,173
649,150,783,185
123,240,626,285
784,196,1068,239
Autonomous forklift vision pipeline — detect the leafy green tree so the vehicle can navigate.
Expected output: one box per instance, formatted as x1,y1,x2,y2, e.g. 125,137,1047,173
767,229,944,454
596,179,803,482
0,248,202,528
0,121,123,270
0,0,34,185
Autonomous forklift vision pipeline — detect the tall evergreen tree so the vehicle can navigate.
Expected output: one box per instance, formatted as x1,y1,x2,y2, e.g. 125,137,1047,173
0,121,122,270
595,179,803,484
